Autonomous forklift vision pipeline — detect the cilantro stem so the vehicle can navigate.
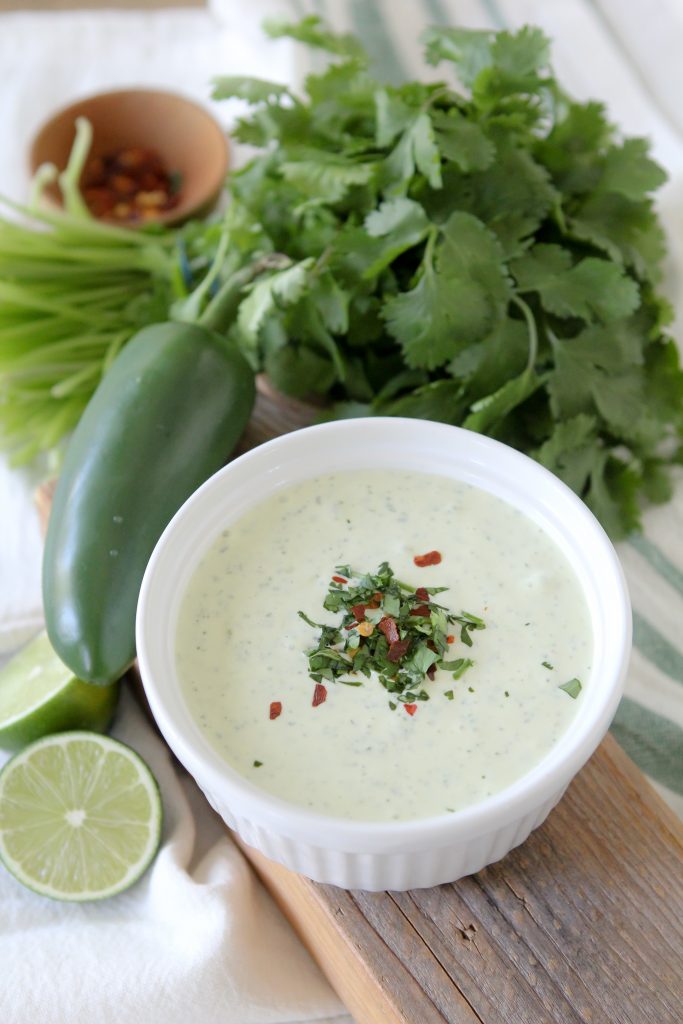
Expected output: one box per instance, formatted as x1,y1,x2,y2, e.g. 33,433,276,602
511,294,538,371
58,117,93,220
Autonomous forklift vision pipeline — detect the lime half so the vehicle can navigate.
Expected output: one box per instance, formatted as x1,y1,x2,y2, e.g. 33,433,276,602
0,632,119,751
0,731,162,901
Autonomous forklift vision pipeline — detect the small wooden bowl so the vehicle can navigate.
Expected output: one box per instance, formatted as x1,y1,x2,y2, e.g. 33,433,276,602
29,88,229,227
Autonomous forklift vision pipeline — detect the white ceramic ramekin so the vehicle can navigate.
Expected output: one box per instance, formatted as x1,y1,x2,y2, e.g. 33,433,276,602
136,418,631,891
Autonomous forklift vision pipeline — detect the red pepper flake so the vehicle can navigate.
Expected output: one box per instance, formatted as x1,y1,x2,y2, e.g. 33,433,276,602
404,703,418,716
388,638,411,663
414,550,442,567
269,701,282,720
332,575,347,584
410,604,430,617
447,634,455,644
82,146,181,223
415,587,429,602
378,616,400,644
312,683,327,707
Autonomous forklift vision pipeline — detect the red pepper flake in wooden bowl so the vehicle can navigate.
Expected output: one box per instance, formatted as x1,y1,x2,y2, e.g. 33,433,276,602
82,146,182,223
414,550,442,567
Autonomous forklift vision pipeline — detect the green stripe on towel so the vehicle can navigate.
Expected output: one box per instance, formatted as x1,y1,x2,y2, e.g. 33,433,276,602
349,0,407,83
479,0,506,30
633,611,683,687
421,0,452,27
611,696,683,795
630,534,683,598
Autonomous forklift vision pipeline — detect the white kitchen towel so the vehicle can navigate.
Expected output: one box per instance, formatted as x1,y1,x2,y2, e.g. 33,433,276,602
1,3,683,1024
0,690,349,1024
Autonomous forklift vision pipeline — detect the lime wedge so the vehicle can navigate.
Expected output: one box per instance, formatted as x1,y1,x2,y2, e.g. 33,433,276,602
0,731,162,901
0,632,119,751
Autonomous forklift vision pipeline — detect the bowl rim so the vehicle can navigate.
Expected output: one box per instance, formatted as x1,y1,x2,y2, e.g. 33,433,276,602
136,418,632,852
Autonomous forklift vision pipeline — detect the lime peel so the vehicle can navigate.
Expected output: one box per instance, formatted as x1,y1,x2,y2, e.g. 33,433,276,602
0,632,119,751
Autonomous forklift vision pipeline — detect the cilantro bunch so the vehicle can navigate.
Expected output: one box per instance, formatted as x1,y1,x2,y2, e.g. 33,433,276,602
214,16,683,537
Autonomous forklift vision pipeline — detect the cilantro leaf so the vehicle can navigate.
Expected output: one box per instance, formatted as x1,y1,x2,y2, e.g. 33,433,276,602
512,246,640,322
382,111,442,192
237,260,313,345
422,26,494,85
309,272,350,335
382,214,508,371
558,678,582,699
375,88,415,148
463,368,544,433
535,414,600,494
431,111,495,172
361,198,430,276
449,316,529,399
212,76,292,104
490,26,550,78
535,101,613,195
569,192,666,280
264,15,366,60
598,139,667,201
265,343,336,398
280,153,377,203
382,261,491,369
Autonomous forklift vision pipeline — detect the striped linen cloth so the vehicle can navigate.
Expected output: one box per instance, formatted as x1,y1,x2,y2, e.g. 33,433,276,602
0,4,680,1024
210,0,683,816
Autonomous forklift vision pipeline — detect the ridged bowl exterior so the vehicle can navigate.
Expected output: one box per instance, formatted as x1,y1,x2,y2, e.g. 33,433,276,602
137,418,631,891
199,783,566,890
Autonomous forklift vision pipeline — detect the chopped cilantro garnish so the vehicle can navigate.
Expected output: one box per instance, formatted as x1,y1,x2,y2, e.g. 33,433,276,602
253,760,263,767
444,690,454,701
441,657,475,679
299,562,485,705
542,660,554,670
559,677,582,699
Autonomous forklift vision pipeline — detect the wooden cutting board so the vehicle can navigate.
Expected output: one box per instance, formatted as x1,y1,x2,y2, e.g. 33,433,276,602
38,377,683,1024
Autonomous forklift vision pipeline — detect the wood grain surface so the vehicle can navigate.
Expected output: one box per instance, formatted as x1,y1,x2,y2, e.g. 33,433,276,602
236,735,683,1024
38,375,683,1024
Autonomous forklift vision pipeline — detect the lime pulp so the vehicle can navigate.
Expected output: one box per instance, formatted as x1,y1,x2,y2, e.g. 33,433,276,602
0,731,162,901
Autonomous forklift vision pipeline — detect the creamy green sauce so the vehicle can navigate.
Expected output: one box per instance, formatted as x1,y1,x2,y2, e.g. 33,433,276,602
175,470,592,821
